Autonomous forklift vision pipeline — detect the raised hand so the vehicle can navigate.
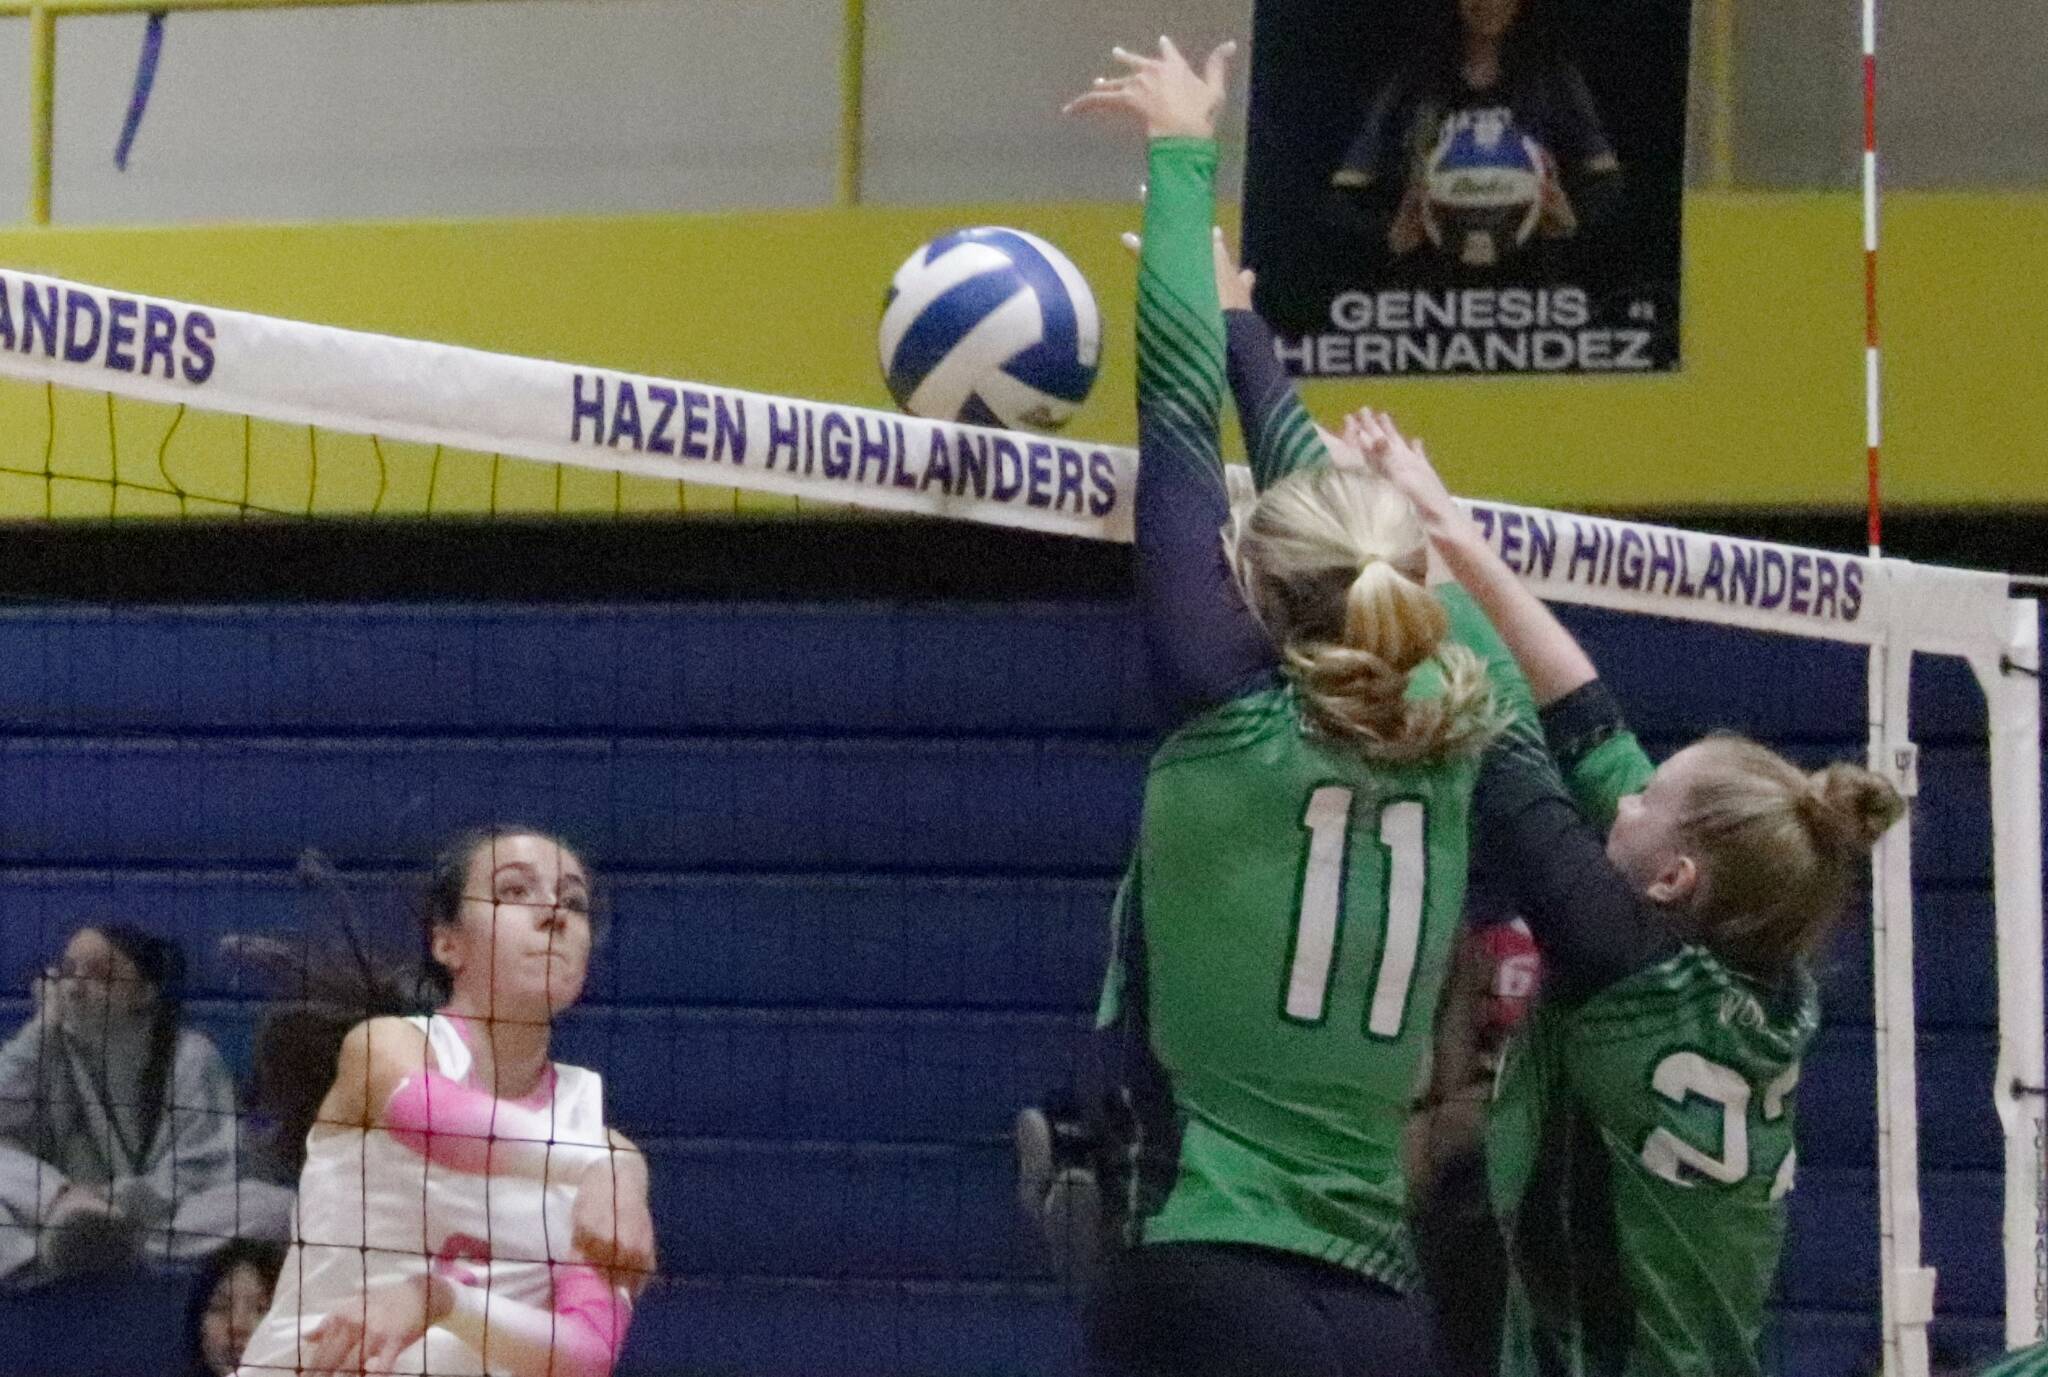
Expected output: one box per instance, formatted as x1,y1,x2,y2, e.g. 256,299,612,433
1063,36,1236,141
1344,408,1457,529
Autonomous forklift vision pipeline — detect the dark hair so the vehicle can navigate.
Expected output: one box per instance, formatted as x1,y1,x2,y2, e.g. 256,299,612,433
1421,0,1569,88
91,923,187,1154
236,828,594,1176
416,824,589,1001
183,1238,287,1377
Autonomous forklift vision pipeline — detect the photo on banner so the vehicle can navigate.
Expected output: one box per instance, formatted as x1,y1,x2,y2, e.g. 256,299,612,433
1241,0,1691,378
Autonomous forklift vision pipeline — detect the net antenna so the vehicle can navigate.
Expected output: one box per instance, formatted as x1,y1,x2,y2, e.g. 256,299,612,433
1854,1,2044,1370
1854,4,1940,1374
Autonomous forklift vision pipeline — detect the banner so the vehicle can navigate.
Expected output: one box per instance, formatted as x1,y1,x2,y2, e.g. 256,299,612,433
0,263,2015,650
1241,0,1691,378
0,268,1139,542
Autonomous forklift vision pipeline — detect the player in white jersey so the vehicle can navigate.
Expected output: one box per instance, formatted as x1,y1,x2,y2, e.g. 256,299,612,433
235,827,653,1377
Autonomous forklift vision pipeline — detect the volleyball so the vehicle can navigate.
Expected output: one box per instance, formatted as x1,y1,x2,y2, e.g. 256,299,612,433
879,227,1101,432
1420,112,1546,269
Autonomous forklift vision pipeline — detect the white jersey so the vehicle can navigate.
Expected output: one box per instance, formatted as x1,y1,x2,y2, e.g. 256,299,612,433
235,1014,611,1377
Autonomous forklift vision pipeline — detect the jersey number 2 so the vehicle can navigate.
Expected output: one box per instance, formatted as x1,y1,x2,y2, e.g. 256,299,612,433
1640,1053,1800,1201
1283,787,1425,1038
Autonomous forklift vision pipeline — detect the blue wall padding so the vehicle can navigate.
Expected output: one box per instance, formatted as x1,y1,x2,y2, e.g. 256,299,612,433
0,598,2035,1377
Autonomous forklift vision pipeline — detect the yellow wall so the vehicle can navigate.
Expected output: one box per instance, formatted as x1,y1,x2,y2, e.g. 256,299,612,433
0,191,2040,515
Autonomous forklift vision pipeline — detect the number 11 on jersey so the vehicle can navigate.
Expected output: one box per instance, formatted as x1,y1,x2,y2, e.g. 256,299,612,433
1283,786,1427,1038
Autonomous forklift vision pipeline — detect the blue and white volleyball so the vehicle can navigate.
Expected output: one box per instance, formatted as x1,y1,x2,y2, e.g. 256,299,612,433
1421,112,1545,269
879,227,1101,433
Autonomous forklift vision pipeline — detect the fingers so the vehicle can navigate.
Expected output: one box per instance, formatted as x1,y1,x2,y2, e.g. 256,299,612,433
1062,89,1140,118
305,1316,361,1376
1202,39,1238,90
1345,410,1398,478
364,1329,410,1376
1345,413,1368,451
1155,35,1184,69
1109,44,1155,71
1062,68,1139,117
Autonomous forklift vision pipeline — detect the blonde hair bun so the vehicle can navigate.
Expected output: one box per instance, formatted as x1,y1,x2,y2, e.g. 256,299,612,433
1804,763,1907,854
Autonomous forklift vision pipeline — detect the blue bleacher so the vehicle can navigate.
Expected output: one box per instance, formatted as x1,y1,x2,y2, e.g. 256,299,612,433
0,597,2036,1375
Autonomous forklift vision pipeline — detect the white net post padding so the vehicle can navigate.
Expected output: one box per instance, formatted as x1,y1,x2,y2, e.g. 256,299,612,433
1980,604,2046,1349
1869,628,1934,1377
0,266,2040,1363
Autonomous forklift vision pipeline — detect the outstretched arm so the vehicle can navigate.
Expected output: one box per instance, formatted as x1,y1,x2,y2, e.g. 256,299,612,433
1347,407,1598,707
1069,38,1277,722
1213,233,1327,490
1342,410,1676,995
1126,227,1326,490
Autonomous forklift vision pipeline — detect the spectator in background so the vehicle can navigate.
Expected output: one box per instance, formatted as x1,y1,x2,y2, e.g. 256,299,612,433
0,923,290,1288
184,1237,287,1377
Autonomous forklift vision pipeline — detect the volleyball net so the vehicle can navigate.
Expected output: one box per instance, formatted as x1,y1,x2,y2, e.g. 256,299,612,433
0,266,2039,1370
0,266,1126,530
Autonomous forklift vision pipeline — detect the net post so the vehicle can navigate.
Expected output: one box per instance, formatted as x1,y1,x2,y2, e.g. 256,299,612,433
1706,0,1737,189
1870,621,1934,1377
28,4,55,225
836,0,866,207
1978,600,2047,1349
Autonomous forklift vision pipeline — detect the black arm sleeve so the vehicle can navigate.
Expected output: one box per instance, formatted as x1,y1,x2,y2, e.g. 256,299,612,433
1473,730,1681,1002
1223,310,1327,491
1540,678,1628,772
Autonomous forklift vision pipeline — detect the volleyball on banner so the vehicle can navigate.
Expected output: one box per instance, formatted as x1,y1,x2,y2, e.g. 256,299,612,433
879,228,1101,432
1241,0,1691,377
0,267,1135,541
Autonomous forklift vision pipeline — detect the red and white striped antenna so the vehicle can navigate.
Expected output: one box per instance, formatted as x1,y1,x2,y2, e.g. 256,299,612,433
1862,0,1883,557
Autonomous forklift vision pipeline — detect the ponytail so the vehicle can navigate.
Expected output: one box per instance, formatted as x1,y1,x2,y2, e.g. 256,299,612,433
1231,466,1499,762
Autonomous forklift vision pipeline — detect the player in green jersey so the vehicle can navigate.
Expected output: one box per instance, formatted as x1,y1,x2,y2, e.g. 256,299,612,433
1065,36,1521,1377
1359,418,1908,1377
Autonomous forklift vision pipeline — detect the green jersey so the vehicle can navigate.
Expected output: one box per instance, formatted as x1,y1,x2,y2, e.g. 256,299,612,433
1493,732,1817,1377
1105,133,1534,1293
1131,676,1481,1286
